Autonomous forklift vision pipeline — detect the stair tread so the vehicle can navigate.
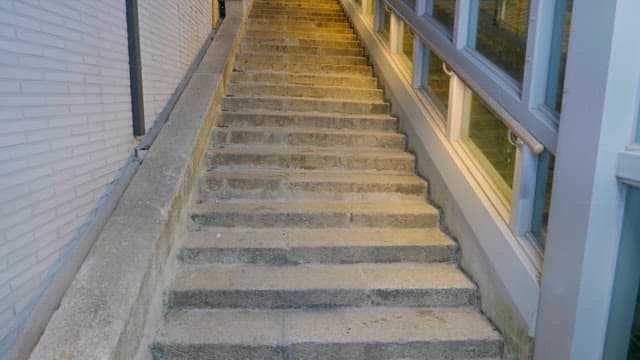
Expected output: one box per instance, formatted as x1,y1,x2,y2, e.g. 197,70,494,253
203,169,422,183
190,199,437,216
224,95,385,104
172,263,475,291
155,307,501,346
213,126,401,138
209,145,412,156
184,228,453,250
221,109,395,120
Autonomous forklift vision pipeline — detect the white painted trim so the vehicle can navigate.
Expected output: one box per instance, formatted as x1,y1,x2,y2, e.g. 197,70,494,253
341,0,541,335
534,0,640,357
617,146,640,189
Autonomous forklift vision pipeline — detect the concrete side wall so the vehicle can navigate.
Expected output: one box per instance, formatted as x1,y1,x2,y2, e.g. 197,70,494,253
138,0,212,131
0,0,133,349
0,0,213,357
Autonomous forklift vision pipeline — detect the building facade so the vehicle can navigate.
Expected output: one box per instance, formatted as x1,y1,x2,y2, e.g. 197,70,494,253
0,0,214,357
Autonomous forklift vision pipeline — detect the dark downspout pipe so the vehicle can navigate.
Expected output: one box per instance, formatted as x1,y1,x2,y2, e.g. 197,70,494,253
126,0,145,137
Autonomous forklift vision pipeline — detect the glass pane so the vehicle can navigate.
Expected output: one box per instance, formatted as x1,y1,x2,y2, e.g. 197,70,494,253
430,0,456,33
380,3,392,39
545,0,572,113
421,45,450,115
462,89,516,202
405,0,416,10
530,150,555,250
402,24,415,65
469,0,530,82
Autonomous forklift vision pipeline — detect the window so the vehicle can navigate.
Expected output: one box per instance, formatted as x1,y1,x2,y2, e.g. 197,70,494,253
380,3,392,40
428,0,455,33
405,0,416,10
420,44,450,116
545,0,573,113
468,0,531,83
401,23,415,67
461,87,516,204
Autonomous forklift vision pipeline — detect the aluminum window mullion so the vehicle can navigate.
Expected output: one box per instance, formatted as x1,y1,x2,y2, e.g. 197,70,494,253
413,40,426,88
510,145,539,236
390,12,401,53
418,0,429,16
454,0,472,49
522,0,555,110
447,74,468,140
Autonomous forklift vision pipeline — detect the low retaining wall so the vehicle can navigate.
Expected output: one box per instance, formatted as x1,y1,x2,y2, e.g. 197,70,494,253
28,1,252,359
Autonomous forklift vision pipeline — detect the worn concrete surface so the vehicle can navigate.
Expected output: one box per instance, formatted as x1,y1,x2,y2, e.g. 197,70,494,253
28,1,254,359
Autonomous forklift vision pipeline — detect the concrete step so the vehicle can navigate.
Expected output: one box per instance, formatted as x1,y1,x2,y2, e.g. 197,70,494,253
249,14,350,23
240,43,364,57
211,127,404,149
234,59,373,75
244,29,357,42
222,97,386,115
217,110,397,131
235,52,367,67
248,8,345,17
153,308,502,359
200,170,424,201
252,1,343,9
242,36,360,49
226,82,383,102
180,228,455,265
230,71,377,89
168,263,477,309
189,200,438,229
246,23,354,35
206,146,415,173
247,18,353,30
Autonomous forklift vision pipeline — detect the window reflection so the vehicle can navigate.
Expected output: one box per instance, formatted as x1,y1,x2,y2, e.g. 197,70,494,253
429,0,455,33
468,0,530,83
462,88,516,203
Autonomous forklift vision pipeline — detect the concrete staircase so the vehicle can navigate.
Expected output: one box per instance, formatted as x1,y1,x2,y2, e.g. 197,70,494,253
151,0,503,358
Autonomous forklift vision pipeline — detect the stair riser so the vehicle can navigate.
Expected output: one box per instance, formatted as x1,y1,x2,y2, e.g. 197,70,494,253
201,177,424,201
153,341,503,360
246,24,353,34
226,84,382,102
169,288,477,309
236,54,367,67
222,98,386,114
252,4,343,11
211,129,403,149
180,245,455,265
242,37,360,48
233,61,372,76
250,15,350,23
218,113,397,131
245,30,356,41
240,44,363,56
190,210,437,229
230,72,376,89
249,9,345,16
248,19,352,29
207,153,415,173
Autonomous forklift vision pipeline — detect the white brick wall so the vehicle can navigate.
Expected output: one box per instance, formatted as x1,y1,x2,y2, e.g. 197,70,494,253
138,0,212,130
0,0,213,350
